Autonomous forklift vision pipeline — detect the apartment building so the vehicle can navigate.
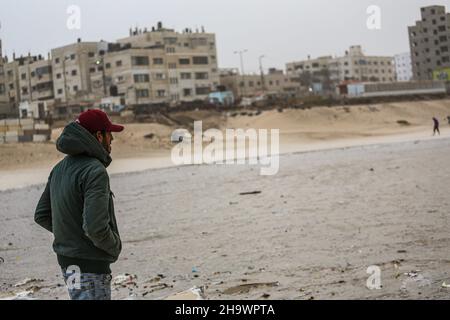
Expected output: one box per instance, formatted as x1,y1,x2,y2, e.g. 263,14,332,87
394,52,413,81
0,40,7,105
115,22,220,104
18,55,54,103
408,5,450,80
286,56,334,78
93,45,171,105
220,68,303,98
286,46,395,86
51,40,109,104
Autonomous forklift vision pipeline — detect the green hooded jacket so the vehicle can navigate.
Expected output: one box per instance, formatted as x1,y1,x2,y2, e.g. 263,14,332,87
34,122,122,270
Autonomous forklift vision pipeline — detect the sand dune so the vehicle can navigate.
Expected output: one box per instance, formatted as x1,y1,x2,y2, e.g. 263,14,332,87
0,99,449,190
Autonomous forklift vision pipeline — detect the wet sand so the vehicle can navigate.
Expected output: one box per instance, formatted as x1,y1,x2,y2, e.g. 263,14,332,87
1,135,450,300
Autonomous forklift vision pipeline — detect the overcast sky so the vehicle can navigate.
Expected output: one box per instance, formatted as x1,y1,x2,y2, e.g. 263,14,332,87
1,0,449,73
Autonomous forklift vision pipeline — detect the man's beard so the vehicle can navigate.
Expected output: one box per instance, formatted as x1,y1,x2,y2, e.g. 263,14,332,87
102,140,111,154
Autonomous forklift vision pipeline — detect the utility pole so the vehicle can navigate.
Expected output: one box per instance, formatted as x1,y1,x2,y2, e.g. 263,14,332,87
62,56,69,108
234,49,248,98
96,57,107,96
259,55,266,93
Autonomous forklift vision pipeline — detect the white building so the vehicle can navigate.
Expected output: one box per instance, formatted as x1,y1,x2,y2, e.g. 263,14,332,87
394,53,413,82
286,46,396,86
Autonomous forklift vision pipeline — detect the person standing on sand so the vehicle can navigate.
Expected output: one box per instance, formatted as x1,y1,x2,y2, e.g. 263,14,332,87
34,109,124,300
433,117,440,136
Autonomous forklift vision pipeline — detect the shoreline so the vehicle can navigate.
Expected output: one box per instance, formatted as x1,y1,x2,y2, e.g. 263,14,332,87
1,127,447,192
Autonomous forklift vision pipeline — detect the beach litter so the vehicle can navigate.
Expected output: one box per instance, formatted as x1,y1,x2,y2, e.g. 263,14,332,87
239,191,262,196
223,282,279,295
164,286,205,300
0,290,37,300
142,283,173,296
14,278,44,287
404,271,421,278
113,274,138,287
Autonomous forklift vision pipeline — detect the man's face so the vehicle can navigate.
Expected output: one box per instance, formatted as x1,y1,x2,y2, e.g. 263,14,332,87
96,131,114,154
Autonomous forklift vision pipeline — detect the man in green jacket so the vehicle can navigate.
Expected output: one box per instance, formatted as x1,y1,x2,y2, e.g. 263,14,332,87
34,109,124,300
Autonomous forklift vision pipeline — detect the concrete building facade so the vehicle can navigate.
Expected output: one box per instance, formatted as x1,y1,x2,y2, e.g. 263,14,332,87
394,52,413,81
51,40,109,104
286,46,395,86
408,5,450,80
115,23,220,105
0,40,8,106
220,68,303,98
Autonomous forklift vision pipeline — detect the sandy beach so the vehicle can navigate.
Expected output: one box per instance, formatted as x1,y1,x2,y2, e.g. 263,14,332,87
1,100,450,300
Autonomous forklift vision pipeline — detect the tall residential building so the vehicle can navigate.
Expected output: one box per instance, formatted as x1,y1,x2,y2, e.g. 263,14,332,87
3,54,36,107
51,40,109,104
220,68,303,98
0,40,7,105
408,5,450,80
114,22,220,104
286,45,395,86
394,53,413,81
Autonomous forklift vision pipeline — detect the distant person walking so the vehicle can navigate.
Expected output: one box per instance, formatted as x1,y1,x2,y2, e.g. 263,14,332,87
433,117,440,136
34,109,124,300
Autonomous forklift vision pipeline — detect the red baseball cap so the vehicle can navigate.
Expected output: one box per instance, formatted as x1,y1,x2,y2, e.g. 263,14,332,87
76,109,124,133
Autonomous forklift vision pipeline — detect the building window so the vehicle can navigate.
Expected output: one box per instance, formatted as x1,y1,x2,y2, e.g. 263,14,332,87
181,73,191,79
56,73,62,79
168,63,177,69
136,89,150,98
195,72,209,80
153,58,164,65
134,74,150,83
157,90,166,97
73,85,78,92
179,58,190,65
195,87,210,95
21,73,27,80
105,63,111,69
89,68,96,73
183,88,192,96
116,60,123,67
193,56,209,65
31,71,36,77
131,56,150,66
155,73,165,80
55,58,60,64
70,54,76,60
170,78,178,84
72,70,77,76
22,87,28,94
57,89,63,95
166,47,176,53
88,52,95,58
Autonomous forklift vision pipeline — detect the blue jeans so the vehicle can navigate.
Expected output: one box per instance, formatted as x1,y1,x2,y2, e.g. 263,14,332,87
61,269,112,300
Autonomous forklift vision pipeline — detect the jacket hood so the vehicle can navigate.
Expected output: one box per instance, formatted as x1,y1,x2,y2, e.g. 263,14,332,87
56,122,112,168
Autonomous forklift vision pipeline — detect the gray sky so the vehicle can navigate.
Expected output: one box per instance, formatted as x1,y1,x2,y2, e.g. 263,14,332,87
1,0,449,73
